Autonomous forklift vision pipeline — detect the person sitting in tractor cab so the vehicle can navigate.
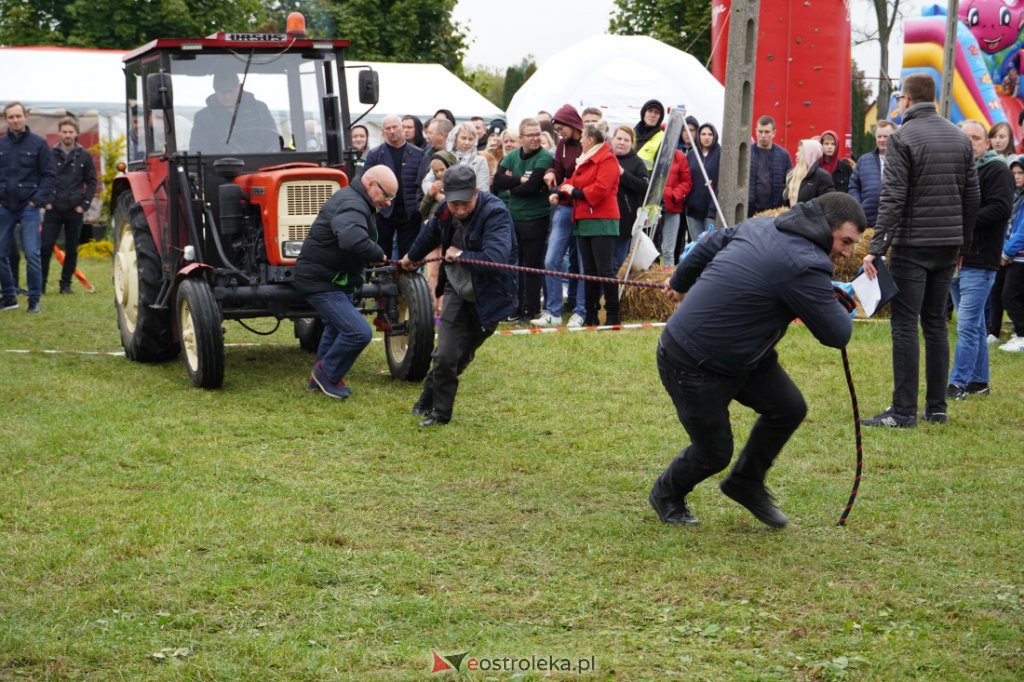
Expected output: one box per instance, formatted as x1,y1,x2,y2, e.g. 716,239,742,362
188,69,280,154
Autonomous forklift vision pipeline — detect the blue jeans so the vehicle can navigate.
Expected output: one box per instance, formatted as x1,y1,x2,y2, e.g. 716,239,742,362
542,204,584,316
0,204,42,300
685,215,715,243
613,236,631,272
661,213,681,265
949,267,996,387
307,290,373,382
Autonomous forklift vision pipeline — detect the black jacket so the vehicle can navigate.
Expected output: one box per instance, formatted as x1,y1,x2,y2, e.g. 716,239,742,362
871,102,980,257
188,92,279,154
829,158,854,194
685,127,721,221
615,150,649,239
665,199,853,376
0,127,57,209
963,151,1014,270
796,163,835,204
47,143,97,212
362,141,424,220
748,144,793,216
407,191,518,329
294,181,385,295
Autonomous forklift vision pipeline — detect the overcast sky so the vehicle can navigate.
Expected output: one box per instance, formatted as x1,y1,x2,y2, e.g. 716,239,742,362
453,0,935,98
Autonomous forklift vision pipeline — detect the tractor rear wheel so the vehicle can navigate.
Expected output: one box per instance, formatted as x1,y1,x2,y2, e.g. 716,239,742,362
293,317,324,353
385,271,434,381
112,192,179,361
176,278,225,388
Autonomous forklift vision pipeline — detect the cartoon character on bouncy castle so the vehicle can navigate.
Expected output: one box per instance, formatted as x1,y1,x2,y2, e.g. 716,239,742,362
961,0,1024,95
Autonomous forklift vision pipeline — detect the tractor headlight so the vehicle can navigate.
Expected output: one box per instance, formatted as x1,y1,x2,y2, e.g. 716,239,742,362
282,241,303,258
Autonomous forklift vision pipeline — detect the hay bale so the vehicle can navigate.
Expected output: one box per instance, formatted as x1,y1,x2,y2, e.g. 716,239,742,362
621,265,677,321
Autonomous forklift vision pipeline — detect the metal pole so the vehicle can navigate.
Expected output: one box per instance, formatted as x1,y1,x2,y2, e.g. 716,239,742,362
939,0,960,119
717,0,761,226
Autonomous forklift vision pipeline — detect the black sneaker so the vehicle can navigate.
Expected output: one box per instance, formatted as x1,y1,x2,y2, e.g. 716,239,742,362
59,283,73,294
920,411,948,424
0,296,17,311
965,382,990,396
26,299,40,314
861,407,916,428
946,384,969,401
719,476,788,528
648,487,699,526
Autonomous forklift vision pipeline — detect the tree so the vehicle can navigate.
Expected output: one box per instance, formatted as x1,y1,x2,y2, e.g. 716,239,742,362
463,65,505,109
853,0,903,121
501,57,536,110
609,0,712,65
851,60,875,158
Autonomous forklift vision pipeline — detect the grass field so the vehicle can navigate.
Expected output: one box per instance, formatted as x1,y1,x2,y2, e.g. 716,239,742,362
1,257,1022,680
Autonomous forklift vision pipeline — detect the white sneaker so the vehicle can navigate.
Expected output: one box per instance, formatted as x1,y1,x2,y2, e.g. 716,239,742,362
530,312,559,327
999,335,1024,352
566,313,585,328
987,334,999,345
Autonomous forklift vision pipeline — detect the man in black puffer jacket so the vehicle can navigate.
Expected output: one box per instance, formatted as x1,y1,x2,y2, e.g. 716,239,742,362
862,73,980,428
294,166,396,399
649,193,867,529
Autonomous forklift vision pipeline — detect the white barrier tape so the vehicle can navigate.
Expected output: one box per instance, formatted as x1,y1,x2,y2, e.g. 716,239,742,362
495,322,667,336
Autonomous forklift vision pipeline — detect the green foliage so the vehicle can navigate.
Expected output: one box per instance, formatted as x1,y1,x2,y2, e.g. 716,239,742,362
463,65,505,109
501,56,537,110
851,60,876,158
609,0,712,64
1,258,1023,679
0,0,468,74
87,135,126,226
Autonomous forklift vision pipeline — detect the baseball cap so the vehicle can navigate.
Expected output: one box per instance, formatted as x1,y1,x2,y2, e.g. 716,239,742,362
443,164,477,203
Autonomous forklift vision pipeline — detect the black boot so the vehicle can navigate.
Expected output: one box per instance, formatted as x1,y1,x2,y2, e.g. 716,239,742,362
411,387,433,416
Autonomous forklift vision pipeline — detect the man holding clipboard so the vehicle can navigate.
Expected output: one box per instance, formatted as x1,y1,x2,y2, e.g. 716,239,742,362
860,74,980,428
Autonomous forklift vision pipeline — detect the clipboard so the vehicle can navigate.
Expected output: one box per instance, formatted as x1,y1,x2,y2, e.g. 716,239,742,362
851,258,899,317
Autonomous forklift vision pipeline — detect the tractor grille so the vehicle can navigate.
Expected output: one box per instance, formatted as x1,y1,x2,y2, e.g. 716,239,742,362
278,180,340,257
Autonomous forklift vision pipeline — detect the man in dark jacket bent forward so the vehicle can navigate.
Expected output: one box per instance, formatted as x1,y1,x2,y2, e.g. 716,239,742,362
649,193,866,528
294,166,396,399
401,165,518,427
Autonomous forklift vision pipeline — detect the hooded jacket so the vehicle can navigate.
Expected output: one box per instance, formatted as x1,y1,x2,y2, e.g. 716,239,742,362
294,180,386,295
870,102,980,257
418,150,458,219
962,149,1013,270
819,130,854,194
662,149,693,214
664,199,853,376
407,191,518,328
548,104,584,206
634,99,665,171
685,124,721,221
568,142,621,224
0,126,57,210
1004,157,1024,263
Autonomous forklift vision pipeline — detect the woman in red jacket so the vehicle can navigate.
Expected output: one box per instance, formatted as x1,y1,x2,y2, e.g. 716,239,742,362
661,148,693,265
559,123,622,325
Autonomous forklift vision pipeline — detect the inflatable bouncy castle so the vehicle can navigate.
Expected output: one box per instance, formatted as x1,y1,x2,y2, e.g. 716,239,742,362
901,2,1024,139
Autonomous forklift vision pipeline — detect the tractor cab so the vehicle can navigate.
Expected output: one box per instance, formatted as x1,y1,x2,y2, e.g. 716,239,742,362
110,16,434,389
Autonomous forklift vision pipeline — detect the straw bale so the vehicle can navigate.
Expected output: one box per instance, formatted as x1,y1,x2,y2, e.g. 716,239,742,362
620,265,677,321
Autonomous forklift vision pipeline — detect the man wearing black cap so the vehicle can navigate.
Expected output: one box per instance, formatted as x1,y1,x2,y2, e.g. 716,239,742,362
400,164,518,426
188,69,279,154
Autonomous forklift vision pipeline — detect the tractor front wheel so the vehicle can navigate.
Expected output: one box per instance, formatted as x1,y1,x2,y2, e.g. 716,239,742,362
176,278,225,388
384,271,434,381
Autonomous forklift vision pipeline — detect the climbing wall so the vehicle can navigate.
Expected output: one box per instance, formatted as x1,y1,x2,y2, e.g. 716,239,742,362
711,0,852,158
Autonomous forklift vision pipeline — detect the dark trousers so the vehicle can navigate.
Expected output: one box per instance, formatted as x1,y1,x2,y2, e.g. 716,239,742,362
377,213,421,261
654,334,807,500
7,240,18,289
1003,262,1024,336
987,264,1006,336
41,208,84,289
578,235,620,325
889,246,958,415
514,217,547,318
418,286,493,420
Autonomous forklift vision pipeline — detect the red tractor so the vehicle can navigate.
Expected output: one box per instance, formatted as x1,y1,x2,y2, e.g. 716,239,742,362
110,15,434,388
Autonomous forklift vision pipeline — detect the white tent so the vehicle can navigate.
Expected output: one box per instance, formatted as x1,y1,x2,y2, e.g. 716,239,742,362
0,47,504,146
506,35,724,135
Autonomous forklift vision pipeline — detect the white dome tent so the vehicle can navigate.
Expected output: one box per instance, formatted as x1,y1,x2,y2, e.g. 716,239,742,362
505,34,724,134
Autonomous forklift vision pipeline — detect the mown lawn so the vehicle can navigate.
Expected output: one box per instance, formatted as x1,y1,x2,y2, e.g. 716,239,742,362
0,257,1021,680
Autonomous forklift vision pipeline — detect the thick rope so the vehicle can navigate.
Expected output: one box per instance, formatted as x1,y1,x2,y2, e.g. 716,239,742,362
837,347,863,526
388,256,667,290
